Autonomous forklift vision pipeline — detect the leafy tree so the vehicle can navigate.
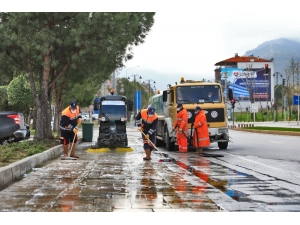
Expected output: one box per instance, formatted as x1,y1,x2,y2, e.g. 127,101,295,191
0,86,10,111
0,12,155,140
7,74,35,123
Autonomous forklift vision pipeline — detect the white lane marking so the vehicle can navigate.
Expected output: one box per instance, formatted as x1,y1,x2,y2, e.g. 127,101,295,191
269,141,282,144
224,153,282,171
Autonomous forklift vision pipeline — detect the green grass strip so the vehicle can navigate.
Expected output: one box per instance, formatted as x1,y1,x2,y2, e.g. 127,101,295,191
244,126,300,132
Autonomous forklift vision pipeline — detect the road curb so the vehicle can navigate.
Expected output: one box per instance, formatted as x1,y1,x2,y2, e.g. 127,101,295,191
0,145,63,190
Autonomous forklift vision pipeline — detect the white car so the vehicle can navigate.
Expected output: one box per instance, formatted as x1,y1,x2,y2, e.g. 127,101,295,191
81,114,90,121
91,114,98,120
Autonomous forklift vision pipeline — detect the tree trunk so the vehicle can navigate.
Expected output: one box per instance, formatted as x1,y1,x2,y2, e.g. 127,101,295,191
27,52,53,140
32,108,37,129
53,78,67,137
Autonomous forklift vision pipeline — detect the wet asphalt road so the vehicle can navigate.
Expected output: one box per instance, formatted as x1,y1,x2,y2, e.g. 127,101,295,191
1,123,300,212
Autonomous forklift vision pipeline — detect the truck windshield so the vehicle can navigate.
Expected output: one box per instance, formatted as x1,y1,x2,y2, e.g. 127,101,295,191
176,85,221,104
101,105,126,120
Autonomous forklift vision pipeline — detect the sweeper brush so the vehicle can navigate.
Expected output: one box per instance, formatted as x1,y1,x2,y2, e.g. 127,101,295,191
115,147,133,152
86,147,111,153
86,146,133,153
140,130,172,162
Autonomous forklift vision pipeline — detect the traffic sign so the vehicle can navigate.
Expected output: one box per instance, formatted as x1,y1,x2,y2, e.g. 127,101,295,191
250,103,258,113
293,94,300,105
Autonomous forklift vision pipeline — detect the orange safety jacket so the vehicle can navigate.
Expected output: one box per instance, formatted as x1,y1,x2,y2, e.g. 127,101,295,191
192,110,210,148
135,109,158,136
59,106,82,131
173,108,188,137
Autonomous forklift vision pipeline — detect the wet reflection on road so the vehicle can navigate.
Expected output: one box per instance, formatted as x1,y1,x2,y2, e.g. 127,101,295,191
0,145,224,212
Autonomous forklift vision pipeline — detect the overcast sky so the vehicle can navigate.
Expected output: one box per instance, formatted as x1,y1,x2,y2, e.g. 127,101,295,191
6,1,300,92
116,1,300,91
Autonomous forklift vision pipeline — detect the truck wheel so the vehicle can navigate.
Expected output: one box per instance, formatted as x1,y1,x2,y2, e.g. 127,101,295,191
165,129,175,151
155,138,164,147
218,142,228,150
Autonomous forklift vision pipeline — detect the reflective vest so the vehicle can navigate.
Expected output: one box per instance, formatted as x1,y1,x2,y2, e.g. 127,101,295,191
136,109,158,135
59,106,81,130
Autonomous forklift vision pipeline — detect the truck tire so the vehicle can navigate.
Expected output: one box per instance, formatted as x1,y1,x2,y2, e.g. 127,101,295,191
165,128,175,151
155,138,164,147
218,141,228,150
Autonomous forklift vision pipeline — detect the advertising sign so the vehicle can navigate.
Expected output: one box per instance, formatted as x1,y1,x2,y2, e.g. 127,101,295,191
221,68,271,101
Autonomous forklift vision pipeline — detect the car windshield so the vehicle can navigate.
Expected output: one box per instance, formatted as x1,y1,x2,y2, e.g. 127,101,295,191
176,85,221,104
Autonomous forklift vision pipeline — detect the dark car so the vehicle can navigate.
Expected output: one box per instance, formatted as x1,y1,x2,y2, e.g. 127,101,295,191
0,111,30,144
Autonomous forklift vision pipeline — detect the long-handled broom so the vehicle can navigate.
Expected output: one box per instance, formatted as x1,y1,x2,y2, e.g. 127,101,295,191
61,134,78,160
140,130,172,162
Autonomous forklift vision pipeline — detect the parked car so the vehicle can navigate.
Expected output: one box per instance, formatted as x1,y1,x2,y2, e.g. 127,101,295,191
91,114,98,121
0,111,30,144
81,114,90,121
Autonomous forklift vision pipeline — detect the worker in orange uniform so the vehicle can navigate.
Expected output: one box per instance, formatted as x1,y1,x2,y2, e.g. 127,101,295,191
192,106,210,155
135,106,158,160
172,104,188,153
136,107,158,160
59,100,82,160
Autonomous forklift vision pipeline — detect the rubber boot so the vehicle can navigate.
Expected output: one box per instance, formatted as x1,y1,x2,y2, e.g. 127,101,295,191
70,143,79,158
63,145,68,156
61,145,69,160
198,147,203,155
143,149,151,160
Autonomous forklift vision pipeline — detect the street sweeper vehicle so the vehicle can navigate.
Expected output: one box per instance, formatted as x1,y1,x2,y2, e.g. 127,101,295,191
149,77,230,151
93,91,133,148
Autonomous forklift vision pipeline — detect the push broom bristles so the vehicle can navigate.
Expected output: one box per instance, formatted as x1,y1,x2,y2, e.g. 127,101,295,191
158,158,173,162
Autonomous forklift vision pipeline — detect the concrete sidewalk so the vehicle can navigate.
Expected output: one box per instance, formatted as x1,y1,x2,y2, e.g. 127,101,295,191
0,123,98,190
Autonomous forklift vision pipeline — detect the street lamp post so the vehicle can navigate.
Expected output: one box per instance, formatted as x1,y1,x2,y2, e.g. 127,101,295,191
273,72,282,122
263,72,270,121
126,66,140,78
297,93,300,125
143,79,156,98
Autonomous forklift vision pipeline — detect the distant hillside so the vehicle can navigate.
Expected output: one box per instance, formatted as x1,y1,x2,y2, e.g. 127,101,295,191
244,38,300,76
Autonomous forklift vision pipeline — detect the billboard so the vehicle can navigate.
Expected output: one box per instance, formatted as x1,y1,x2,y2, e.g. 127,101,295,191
221,68,271,101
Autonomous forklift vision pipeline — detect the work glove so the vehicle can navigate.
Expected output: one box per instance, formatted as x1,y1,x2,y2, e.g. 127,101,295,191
73,127,78,134
77,118,82,125
144,134,149,140
138,127,143,132
179,128,183,132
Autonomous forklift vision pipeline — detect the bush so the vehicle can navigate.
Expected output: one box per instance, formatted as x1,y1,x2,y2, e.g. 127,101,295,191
0,139,60,164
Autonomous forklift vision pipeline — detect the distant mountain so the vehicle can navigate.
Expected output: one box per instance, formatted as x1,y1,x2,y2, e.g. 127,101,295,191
244,38,300,76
